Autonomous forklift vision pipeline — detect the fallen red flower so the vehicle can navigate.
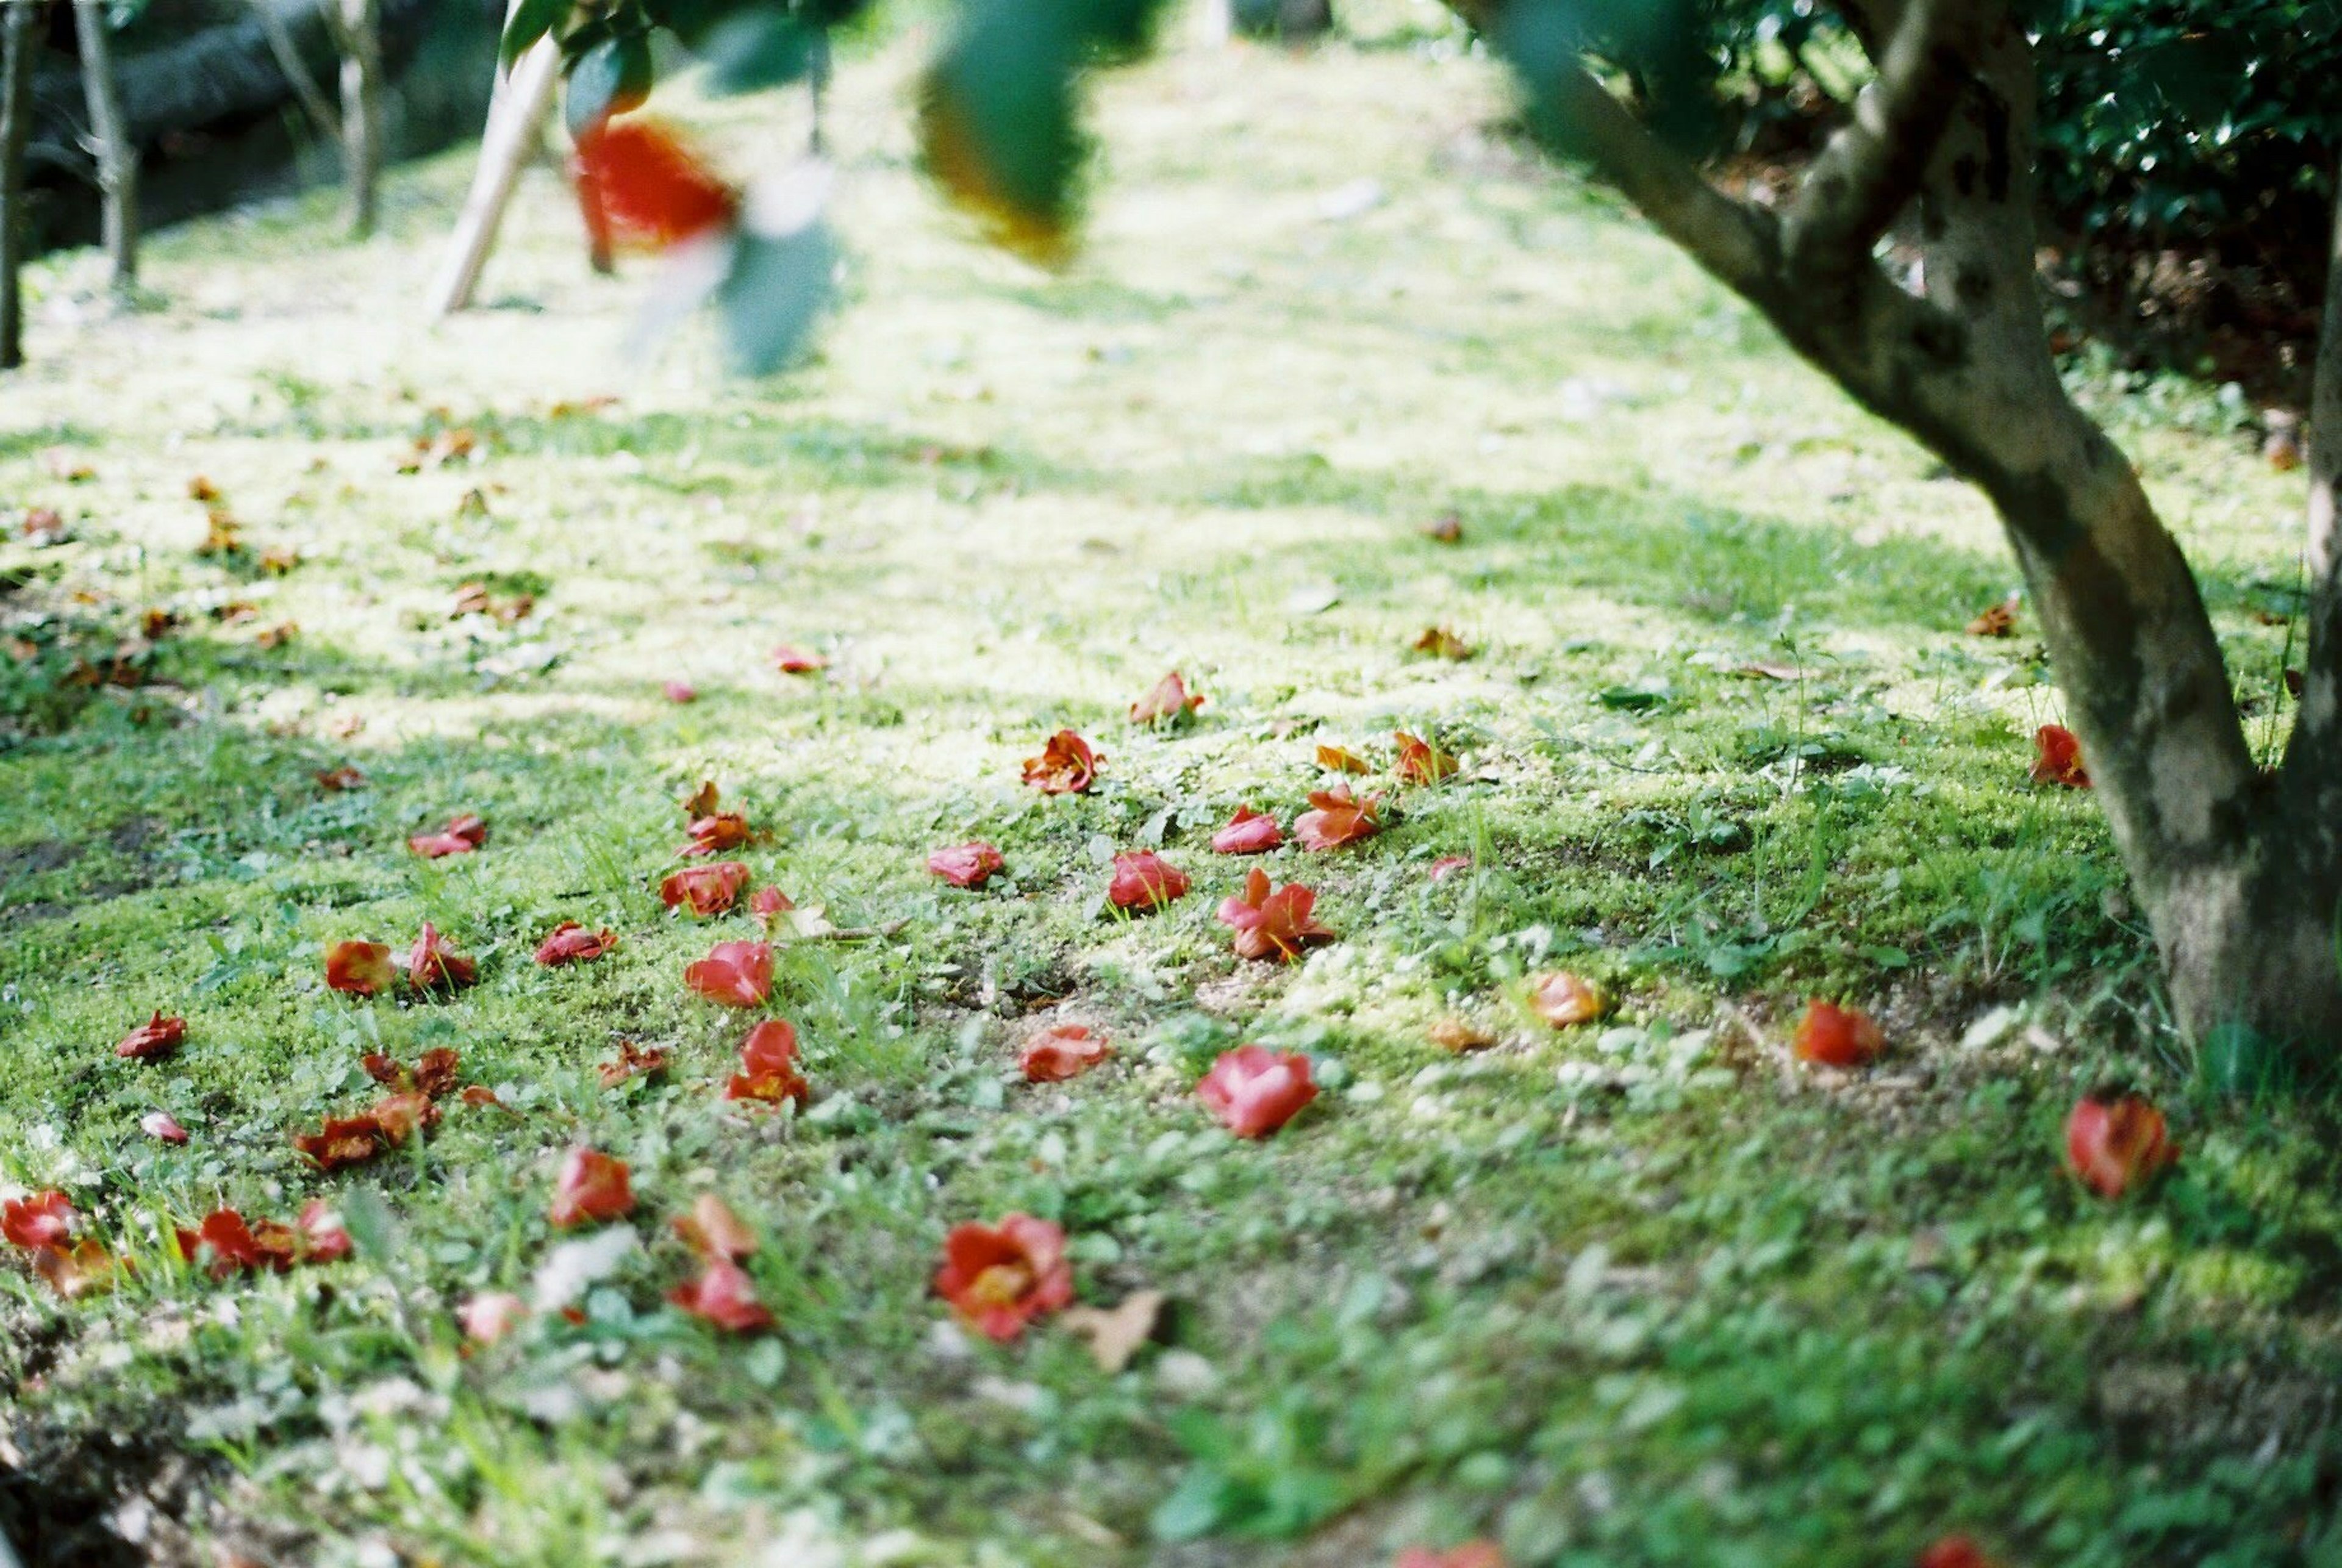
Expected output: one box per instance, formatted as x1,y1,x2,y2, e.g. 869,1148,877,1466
663,680,697,703
750,885,794,926
1917,1536,2002,1568
1394,1544,1506,1568
1428,854,1473,881
32,1238,118,1300
771,645,828,674
325,939,397,997
1411,626,1474,660
297,1200,354,1264
2,1191,74,1251
293,1113,395,1173
2030,723,2091,787
462,1291,529,1345
408,813,488,858
1394,731,1460,785
2067,1094,2179,1198
1108,851,1191,912
1315,743,1371,775
316,765,367,792
1530,972,1610,1029
599,1039,669,1088
142,1111,190,1145
1022,1023,1111,1083
929,842,1006,889
685,939,774,1007
176,1209,281,1278
1794,1000,1885,1068
682,812,755,857
363,1048,460,1099
1217,868,1335,962
1128,671,1205,727
933,1214,1073,1342
668,1258,776,1332
550,1148,636,1227
371,1090,442,1142
1022,730,1101,794
572,119,740,251
407,923,478,991
674,1194,758,1261
1211,806,1284,854
1294,785,1382,851
1197,1045,1318,1138
724,1018,810,1104
115,1009,187,1062
663,860,751,916
535,922,618,966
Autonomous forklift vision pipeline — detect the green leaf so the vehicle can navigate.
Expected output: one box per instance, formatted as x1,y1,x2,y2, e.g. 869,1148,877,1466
564,34,654,139
715,221,837,376
698,11,820,93
502,0,570,66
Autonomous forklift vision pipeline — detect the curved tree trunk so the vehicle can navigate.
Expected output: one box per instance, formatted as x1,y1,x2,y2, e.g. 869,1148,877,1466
71,0,135,294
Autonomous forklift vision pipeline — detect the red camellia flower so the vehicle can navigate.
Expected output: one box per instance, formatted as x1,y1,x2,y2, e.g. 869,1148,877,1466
1128,671,1204,727
293,1113,395,1173
2066,1094,2179,1198
933,1214,1074,1342
462,1291,530,1345
662,680,698,704
1211,806,1283,854
1197,1045,1319,1138
297,1200,354,1264
176,1209,276,1277
1530,972,1610,1029
1108,851,1191,912
1917,1536,2001,1568
572,119,739,251
325,939,396,997
1394,731,1460,785
32,1239,117,1300
550,1148,636,1227
724,1018,810,1104
684,940,774,1006
674,1194,758,1261
750,886,794,927
662,860,750,916
115,1009,187,1061
683,812,755,857
1021,1023,1111,1083
929,842,1005,889
408,812,488,858
1395,1544,1506,1568
771,645,828,674
1022,730,1101,794
2,1191,74,1251
1295,785,1381,851
669,1258,776,1332
1794,1000,1886,1068
1217,868,1335,962
535,922,617,966
142,1111,190,1145
407,923,477,991
2030,723,2091,787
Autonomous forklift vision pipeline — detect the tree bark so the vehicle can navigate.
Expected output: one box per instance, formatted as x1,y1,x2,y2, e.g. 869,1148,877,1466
337,0,383,237
424,30,559,318
0,0,37,370
71,0,135,293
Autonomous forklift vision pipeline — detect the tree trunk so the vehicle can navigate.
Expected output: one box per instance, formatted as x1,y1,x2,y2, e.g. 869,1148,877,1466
0,0,37,370
424,29,559,318
338,0,382,237
71,0,135,293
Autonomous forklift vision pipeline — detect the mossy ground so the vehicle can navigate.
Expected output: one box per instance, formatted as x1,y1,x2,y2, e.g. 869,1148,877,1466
3,10,2341,1567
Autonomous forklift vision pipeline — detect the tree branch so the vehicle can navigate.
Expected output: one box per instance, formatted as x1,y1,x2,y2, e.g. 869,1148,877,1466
1782,0,1977,276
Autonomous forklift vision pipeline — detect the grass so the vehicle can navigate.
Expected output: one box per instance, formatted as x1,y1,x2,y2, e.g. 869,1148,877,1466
5,9,2342,1566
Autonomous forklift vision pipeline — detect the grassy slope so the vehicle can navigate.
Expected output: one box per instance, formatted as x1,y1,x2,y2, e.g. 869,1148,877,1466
4,11,2341,1567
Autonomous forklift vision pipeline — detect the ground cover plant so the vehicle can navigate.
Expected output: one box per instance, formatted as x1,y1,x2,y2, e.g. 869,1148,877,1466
4,8,2342,1566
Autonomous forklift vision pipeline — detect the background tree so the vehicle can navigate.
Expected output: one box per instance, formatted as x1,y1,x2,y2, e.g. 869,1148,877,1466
0,0,37,370
70,0,134,295
334,0,382,236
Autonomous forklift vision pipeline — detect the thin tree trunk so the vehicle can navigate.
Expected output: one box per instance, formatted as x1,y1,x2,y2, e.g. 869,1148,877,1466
72,0,135,294
0,0,37,370
254,0,342,147
424,32,559,318
338,0,382,237
807,32,829,155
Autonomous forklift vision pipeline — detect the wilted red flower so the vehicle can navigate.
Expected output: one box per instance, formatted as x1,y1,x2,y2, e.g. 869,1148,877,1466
1394,1544,1506,1568
724,1018,810,1104
1108,851,1191,911
142,1111,190,1145
771,645,828,674
684,940,774,1006
933,1214,1073,1342
1295,785,1381,851
1316,743,1372,775
176,1209,278,1277
550,1148,636,1227
316,765,367,792
929,842,1006,889
1428,854,1472,881
1967,597,2019,638
409,813,488,858
1022,1023,1111,1083
1411,626,1474,660
32,1238,118,1300
663,681,698,704
1129,671,1204,727
1394,731,1460,785
572,119,739,250
2,1191,74,1251
750,886,794,927
2066,1094,2178,1198
115,1010,187,1062
662,860,750,916
1530,972,1610,1029
462,1291,529,1345
371,1090,443,1143
669,1259,776,1332
1211,806,1283,854
599,1039,669,1089
325,940,396,997
1794,1000,1885,1068
1217,868,1334,962
674,1194,758,1261
1197,1045,1317,1138
683,812,755,857
535,922,617,966
1917,1536,2001,1568
363,1048,460,1098
407,923,477,991
2030,723,2091,787
1022,730,1101,794
293,1113,394,1173
296,1200,353,1264
682,779,722,819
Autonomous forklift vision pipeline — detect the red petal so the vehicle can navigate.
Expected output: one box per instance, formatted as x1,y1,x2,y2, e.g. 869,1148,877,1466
1196,1045,1317,1137
1020,1024,1111,1083
550,1148,636,1226
1792,1000,1885,1068
573,120,739,251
